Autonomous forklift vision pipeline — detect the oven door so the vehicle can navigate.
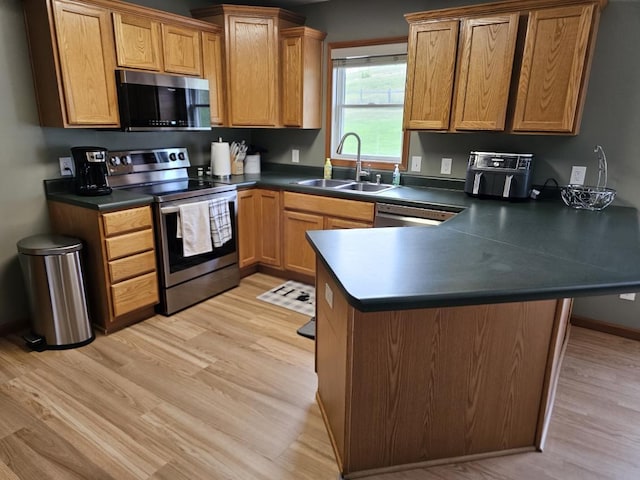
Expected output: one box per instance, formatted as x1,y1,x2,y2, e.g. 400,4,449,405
155,191,238,288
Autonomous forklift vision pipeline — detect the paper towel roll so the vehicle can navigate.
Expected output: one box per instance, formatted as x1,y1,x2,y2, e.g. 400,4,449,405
211,141,231,177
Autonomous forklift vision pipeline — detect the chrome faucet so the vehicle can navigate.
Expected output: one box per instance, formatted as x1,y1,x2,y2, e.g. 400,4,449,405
336,132,369,181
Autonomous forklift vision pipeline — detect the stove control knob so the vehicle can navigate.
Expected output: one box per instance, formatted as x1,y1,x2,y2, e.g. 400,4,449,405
169,152,177,161
178,151,185,161
110,156,121,166
122,155,132,165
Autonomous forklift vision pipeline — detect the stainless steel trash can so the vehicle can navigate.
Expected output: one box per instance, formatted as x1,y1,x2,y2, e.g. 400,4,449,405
17,234,94,350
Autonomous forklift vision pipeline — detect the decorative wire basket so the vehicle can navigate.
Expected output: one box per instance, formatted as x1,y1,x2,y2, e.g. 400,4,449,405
560,185,616,211
561,145,616,211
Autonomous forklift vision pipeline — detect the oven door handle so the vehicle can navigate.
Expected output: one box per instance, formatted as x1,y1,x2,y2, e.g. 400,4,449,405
160,196,236,215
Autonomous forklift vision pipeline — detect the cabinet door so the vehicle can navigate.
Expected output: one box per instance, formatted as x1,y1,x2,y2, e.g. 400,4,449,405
258,190,282,267
512,4,595,133
404,20,459,130
452,14,519,131
280,27,325,128
283,210,323,277
325,217,372,230
202,31,226,126
280,34,304,127
238,189,258,268
162,24,202,76
227,15,278,126
52,0,119,125
112,12,162,71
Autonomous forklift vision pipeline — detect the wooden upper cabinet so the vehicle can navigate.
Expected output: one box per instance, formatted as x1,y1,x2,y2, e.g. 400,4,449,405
50,0,119,126
403,20,459,130
512,4,596,133
191,5,306,128
404,0,605,135
161,24,202,76
227,15,278,126
452,14,519,131
280,27,326,128
202,31,226,126
112,12,162,71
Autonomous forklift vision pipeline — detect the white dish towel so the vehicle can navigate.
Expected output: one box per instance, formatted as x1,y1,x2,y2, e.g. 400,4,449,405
178,201,213,257
209,198,232,247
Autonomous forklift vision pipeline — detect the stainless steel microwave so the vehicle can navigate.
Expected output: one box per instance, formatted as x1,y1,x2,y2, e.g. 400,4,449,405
116,70,211,131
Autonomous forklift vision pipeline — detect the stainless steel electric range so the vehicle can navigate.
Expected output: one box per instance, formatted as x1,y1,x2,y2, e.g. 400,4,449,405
107,147,239,315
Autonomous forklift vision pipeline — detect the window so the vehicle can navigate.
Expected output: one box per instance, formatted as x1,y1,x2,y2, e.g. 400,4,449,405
328,38,408,171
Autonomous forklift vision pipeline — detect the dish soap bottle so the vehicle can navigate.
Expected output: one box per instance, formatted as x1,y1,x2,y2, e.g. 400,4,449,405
392,164,400,186
324,157,333,180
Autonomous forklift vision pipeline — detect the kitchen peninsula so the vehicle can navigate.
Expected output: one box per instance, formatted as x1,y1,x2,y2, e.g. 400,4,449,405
306,201,640,478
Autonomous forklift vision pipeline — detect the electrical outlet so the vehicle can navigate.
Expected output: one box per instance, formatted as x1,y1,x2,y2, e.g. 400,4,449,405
620,293,636,301
441,158,452,175
59,157,74,176
410,156,422,172
570,166,587,185
291,149,300,163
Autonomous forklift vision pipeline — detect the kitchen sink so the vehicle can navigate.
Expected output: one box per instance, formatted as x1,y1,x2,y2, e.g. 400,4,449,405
295,178,355,188
294,178,396,194
335,182,396,193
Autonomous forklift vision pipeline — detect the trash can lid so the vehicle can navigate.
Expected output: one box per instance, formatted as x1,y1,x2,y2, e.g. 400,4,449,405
17,234,83,255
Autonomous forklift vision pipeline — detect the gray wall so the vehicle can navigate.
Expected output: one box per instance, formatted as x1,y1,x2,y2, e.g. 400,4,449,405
1,0,639,330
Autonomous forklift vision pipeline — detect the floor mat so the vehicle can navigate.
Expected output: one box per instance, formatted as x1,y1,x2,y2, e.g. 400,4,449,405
257,280,315,317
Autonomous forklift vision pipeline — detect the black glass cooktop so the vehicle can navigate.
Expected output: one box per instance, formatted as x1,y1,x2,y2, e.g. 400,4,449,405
122,179,235,202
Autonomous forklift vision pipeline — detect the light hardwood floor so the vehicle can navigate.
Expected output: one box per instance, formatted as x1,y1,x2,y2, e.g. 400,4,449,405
0,273,639,479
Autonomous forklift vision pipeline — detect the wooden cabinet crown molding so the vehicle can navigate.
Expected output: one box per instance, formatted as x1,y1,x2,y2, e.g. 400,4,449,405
191,4,305,26
405,0,607,22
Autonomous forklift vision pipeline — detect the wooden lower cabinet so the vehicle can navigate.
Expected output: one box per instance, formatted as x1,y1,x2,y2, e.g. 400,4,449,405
282,192,374,278
48,202,159,333
237,188,282,269
315,260,573,477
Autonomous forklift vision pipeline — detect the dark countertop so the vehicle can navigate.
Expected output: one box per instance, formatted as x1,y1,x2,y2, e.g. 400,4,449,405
46,167,640,314
307,201,640,312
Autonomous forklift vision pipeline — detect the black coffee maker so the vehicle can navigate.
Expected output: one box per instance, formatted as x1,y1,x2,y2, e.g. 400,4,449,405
71,146,112,196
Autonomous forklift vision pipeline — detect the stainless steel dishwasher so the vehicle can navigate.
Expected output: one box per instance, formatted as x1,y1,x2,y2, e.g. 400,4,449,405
374,203,458,227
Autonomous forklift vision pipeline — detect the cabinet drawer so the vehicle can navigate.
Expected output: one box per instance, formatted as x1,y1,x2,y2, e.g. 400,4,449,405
102,207,153,237
109,250,156,284
105,229,154,260
111,271,159,317
283,192,374,222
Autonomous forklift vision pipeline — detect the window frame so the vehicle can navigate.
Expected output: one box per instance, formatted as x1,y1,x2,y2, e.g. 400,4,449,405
325,36,410,172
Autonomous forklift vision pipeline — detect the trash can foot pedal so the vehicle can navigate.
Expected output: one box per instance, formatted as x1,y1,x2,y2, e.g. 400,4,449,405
23,333,46,351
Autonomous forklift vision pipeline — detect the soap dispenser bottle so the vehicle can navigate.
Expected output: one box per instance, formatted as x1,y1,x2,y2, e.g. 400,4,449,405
324,157,333,180
392,164,400,186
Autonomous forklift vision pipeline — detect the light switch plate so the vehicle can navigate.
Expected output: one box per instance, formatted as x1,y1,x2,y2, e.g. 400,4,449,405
441,158,452,175
410,156,422,172
570,166,587,185
291,149,300,163
620,293,636,301
324,283,333,309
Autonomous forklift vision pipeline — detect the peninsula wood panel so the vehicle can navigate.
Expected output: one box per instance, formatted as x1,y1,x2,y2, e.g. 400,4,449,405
403,20,459,130
112,12,162,71
51,0,119,126
512,4,595,133
314,260,570,476
452,14,519,130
